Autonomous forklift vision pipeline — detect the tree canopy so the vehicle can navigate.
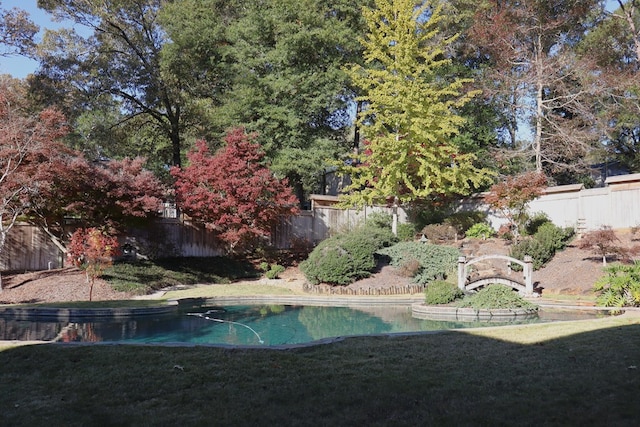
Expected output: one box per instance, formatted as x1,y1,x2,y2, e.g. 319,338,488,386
339,0,492,206
171,128,299,253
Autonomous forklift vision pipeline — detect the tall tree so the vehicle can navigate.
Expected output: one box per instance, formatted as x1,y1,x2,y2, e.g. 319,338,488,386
160,0,370,200
339,0,492,207
578,0,640,173
33,0,190,168
468,0,602,178
0,2,38,58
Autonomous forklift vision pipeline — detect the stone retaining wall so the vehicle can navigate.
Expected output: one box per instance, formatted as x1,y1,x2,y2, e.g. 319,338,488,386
303,283,426,295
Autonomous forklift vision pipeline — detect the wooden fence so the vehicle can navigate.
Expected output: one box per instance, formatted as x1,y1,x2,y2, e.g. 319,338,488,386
3,173,640,272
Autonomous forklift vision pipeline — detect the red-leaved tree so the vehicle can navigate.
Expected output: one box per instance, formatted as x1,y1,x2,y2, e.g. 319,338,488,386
0,78,68,289
171,128,299,253
67,228,120,301
484,172,548,239
28,155,165,253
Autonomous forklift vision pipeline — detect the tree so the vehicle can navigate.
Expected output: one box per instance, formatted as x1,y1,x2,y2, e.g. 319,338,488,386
160,0,370,199
171,128,299,253
27,155,165,253
67,227,119,301
0,2,38,57
576,1,640,173
33,0,191,169
0,77,67,289
339,0,492,207
578,227,629,266
483,171,547,238
468,0,602,178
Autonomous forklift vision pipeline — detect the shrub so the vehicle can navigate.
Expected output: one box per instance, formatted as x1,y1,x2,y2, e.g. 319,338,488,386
578,227,628,266
593,262,640,308
377,242,460,285
397,222,417,242
397,258,421,277
300,226,394,285
524,212,551,236
457,284,537,309
425,280,464,305
421,223,457,242
465,223,495,239
510,222,574,270
265,264,285,279
444,211,488,236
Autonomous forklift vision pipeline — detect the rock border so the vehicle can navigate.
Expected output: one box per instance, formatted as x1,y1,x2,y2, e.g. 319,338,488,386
412,302,539,321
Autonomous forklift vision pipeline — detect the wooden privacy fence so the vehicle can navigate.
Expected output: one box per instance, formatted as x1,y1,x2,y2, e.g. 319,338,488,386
3,173,640,272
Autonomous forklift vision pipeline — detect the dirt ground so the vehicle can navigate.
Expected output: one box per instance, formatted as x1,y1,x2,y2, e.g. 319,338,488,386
1,230,638,304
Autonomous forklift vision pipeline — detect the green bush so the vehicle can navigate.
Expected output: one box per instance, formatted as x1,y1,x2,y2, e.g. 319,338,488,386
510,222,574,270
377,242,460,285
397,222,417,242
465,223,495,239
300,226,395,285
425,280,464,305
457,284,537,309
265,264,285,279
593,262,640,308
523,212,551,236
444,211,488,236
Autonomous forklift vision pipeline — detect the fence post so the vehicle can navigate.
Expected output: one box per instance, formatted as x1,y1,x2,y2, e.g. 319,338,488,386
458,256,467,291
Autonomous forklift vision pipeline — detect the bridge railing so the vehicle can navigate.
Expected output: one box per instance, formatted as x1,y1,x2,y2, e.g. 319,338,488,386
457,255,534,296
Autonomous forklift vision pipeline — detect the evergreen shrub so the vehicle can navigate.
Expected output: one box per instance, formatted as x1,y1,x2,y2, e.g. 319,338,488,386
457,284,537,309
510,223,574,270
425,280,464,305
300,223,397,286
377,242,460,285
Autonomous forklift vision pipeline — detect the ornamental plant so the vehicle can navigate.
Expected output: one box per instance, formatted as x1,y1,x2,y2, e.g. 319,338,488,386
593,262,640,308
484,172,547,240
377,242,460,284
425,280,464,305
578,227,628,266
67,228,120,301
457,284,537,310
171,128,299,253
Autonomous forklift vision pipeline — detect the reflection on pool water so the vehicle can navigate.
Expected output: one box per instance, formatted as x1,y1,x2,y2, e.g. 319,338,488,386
0,304,608,346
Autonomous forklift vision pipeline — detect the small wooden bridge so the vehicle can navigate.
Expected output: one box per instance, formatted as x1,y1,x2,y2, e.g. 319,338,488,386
457,255,534,296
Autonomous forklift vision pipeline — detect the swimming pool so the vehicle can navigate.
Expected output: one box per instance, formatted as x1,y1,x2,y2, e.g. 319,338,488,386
0,303,606,346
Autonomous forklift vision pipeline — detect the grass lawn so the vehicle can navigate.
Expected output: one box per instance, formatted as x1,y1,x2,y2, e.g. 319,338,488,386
2,313,640,426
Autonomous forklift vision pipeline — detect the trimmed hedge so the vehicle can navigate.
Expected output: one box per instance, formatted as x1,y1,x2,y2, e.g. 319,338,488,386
425,280,464,305
300,226,397,286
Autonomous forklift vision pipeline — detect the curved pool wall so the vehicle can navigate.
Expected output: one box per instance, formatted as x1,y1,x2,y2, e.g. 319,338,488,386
0,301,179,321
0,296,621,346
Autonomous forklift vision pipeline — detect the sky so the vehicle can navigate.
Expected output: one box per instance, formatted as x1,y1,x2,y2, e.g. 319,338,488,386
0,0,625,79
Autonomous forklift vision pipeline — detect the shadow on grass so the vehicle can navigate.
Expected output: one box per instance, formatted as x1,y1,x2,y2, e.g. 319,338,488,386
103,257,261,294
1,318,639,425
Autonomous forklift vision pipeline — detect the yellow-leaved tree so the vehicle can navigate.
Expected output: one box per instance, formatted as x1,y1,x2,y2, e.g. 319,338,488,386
340,0,492,207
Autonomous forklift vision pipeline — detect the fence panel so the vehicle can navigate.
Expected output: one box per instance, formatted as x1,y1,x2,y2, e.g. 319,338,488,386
0,223,62,271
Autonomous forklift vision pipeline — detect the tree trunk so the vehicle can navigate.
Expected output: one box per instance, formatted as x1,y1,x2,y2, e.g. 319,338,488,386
534,34,544,173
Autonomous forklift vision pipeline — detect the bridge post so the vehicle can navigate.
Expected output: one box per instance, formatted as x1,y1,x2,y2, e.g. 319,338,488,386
523,255,533,296
458,256,466,291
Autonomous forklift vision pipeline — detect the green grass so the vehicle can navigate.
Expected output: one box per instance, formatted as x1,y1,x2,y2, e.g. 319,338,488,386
1,314,640,425
103,257,260,294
